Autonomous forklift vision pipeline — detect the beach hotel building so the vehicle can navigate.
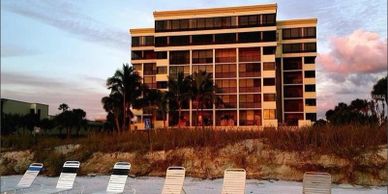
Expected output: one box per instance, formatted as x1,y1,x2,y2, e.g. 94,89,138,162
129,3,317,128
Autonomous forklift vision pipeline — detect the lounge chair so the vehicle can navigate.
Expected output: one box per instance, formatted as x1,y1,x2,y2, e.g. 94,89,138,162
93,162,132,194
221,168,246,194
303,172,332,194
161,166,186,194
0,163,43,193
23,161,80,194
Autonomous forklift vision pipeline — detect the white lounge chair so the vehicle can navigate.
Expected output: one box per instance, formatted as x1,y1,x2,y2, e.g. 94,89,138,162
161,166,186,194
221,168,246,194
93,162,132,194
23,161,80,194
303,172,332,194
0,163,43,193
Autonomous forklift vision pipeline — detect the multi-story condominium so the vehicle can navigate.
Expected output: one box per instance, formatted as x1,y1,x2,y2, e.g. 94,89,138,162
129,3,317,128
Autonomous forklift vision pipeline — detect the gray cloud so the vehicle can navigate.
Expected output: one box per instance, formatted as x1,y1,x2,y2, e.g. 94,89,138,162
2,0,129,50
1,71,109,120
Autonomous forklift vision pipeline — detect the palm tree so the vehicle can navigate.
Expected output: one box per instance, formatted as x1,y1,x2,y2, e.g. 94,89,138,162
106,64,143,131
371,76,387,122
190,71,220,128
58,103,69,112
168,72,191,127
142,89,169,128
101,92,122,132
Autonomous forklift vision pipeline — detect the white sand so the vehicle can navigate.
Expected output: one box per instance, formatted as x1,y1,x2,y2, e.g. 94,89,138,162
1,175,386,194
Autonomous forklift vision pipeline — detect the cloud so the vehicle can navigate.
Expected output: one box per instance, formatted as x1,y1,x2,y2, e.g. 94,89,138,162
1,71,109,120
315,29,387,119
317,29,387,74
2,0,129,50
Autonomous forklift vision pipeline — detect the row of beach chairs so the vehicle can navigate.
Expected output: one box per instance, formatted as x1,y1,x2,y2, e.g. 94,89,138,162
1,161,332,194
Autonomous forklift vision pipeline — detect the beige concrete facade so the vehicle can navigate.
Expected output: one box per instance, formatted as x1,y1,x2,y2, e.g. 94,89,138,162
1,98,49,120
130,3,317,128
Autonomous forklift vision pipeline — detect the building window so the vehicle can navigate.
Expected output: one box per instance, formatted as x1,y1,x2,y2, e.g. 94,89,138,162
192,111,213,126
261,14,276,26
263,78,275,86
143,63,157,75
283,43,302,53
192,50,213,64
215,64,236,78
157,67,167,74
263,94,276,101
215,33,236,44
284,99,303,112
239,79,261,93
284,85,303,98
304,71,316,78
283,57,302,70
155,37,168,47
180,19,189,30
192,34,213,45
306,113,317,121
282,28,302,39
305,84,316,92
133,64,142,71
156,51,167,59
305,99,316,106
284,113,303,126
143,50,156,59
170,51,190,65
264,109,276,119
205,18,214,28
263,62,275,70
155,17,236,32
238,32,261,43
239,94,261,108
131,51,142,60
216,79,237,93
216,110,237,126
155,20,167,32
144,36,154,46
239,47,261,62
144,76,156,89
132,37,140,46
192,65,213,74
262,31,276,41
284,71,303,84
169,36,190,46
157,81,168,89
239,63,260,77
304,56,316,64
239,15,260,27
169,66,190,78
216,95,237,108
304,43,317,52
239,110,261,126
303,27,316,38
216,49,236,63
263,47,276,55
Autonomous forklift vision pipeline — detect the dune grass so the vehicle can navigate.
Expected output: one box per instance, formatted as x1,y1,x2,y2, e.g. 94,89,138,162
2,123,386,155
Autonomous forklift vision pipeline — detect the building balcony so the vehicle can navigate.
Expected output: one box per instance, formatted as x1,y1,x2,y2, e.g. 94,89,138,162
305,105,317,113
262,86,276,93
304,92,316,98
304,78,316,84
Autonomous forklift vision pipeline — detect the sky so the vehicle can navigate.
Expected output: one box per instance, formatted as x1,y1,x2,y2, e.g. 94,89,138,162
1,0,387,120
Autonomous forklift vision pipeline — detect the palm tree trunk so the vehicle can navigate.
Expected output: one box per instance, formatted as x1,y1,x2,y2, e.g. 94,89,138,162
122,93,126,133
196,98,200,128
178,101,182,128
114,115,120,133
163,113,166,128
